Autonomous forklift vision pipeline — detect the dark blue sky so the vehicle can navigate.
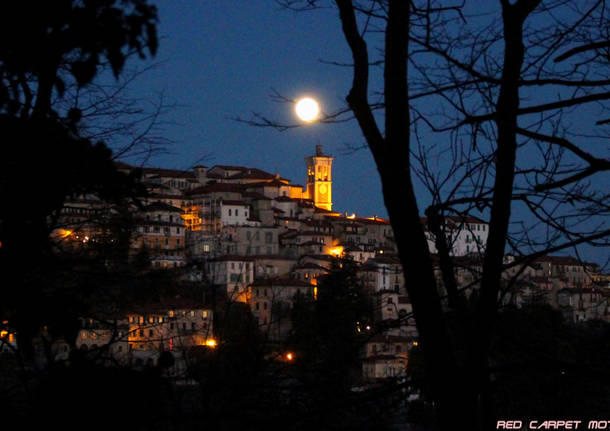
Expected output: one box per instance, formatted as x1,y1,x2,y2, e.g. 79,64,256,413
124,1,388,218
118,1,608,266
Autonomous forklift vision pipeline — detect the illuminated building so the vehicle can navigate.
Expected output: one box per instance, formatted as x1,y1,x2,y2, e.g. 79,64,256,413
304,145,333,211
132,202,187,268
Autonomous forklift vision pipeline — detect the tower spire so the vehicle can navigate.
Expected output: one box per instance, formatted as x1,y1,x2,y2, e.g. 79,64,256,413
305,146,333,211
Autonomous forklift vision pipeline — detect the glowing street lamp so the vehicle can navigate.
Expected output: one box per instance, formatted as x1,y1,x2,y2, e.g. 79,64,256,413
295,97,320,122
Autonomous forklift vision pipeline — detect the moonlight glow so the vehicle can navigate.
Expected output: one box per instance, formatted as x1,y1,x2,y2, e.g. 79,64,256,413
295,97,320,122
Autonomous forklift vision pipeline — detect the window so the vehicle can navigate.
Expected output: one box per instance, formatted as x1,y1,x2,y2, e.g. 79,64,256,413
229,209,232,216
265,232,273,243
235,209,239,216
149,329,153,337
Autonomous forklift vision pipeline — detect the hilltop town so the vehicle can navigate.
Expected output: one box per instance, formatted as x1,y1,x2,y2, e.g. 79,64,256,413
7,145,609,381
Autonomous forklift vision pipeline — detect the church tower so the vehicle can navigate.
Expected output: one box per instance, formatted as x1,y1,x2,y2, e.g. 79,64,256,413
305,145,333,211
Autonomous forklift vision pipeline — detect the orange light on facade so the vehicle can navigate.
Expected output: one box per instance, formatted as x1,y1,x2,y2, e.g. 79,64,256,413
59,229,73,238
205,338,217,348
285,352,294,361
346,213,356,219
329,246,343,257
181,205,203,231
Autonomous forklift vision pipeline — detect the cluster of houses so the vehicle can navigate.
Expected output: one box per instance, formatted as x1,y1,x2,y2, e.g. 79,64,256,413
4,145,608,382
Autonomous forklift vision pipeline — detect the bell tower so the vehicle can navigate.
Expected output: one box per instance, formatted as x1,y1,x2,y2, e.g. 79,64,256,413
305,145,333,211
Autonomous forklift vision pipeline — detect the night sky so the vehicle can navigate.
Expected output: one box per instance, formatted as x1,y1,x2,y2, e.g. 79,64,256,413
124,1,388,218
118,1,608,266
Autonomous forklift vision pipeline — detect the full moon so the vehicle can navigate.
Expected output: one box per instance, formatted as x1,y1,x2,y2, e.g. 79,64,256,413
295,97,320,122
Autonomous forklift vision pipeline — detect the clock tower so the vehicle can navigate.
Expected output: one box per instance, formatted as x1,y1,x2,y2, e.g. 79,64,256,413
305,145,333,211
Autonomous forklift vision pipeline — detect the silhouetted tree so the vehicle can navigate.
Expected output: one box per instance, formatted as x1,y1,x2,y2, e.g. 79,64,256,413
0,1,160,423
252,1,610,428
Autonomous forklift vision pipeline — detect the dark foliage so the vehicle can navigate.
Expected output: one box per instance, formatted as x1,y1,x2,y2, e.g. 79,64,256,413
492,306,610,421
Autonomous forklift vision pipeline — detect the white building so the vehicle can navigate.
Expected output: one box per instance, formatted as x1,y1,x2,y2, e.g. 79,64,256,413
424,216,489,256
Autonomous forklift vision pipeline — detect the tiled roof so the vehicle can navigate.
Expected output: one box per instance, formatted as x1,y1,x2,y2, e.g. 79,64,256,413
142,202,184,213
250,255,296,261
221,199,248,206
243,179,289,188
535,255,582,266
209,254,256,262
186,183,245,195
141,167,196,179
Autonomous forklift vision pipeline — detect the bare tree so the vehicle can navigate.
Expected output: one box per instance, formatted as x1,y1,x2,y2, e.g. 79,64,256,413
243,0,610,428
